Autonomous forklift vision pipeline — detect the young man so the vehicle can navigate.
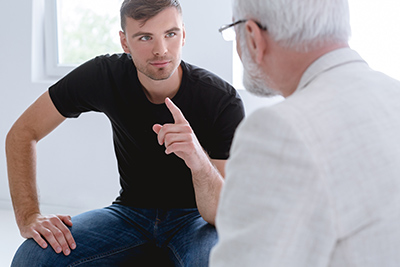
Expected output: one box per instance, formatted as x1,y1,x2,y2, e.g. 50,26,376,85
211,0,400,266
6,0,244,265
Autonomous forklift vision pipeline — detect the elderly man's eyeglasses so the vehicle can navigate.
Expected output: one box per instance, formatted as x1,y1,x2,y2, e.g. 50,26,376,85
218,20,267,41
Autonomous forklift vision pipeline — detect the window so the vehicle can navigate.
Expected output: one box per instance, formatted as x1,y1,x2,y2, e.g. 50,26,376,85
44,0,122,77
231,0,400,89
43,0,400,83
348,0,400,81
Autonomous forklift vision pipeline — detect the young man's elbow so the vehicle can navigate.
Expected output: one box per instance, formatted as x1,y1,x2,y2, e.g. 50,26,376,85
6,123,36,153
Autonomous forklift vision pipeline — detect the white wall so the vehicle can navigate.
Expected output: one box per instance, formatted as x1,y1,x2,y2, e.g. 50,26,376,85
0,0,274,214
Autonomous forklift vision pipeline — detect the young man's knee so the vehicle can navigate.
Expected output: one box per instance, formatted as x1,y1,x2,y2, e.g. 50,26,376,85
12,239,63,267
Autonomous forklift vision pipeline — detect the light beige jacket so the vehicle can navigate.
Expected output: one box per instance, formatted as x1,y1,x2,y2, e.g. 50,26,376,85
210,48,400,267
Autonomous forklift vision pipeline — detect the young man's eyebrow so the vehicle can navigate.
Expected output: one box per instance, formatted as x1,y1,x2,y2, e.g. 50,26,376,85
131,27,181,38
131,31,152,38
166,27,181,33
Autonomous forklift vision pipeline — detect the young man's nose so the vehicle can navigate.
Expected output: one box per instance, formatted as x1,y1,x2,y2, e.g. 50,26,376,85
153,39,168,56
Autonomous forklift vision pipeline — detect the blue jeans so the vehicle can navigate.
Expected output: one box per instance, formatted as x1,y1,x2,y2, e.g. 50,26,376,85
11,205,217,266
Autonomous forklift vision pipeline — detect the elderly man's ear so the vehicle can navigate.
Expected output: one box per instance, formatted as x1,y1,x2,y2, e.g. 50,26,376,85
244,20,268,65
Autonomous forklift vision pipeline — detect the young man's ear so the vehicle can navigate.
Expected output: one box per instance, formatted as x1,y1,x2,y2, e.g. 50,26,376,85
182,24,186,47
119,31,130,54
244,20,267,64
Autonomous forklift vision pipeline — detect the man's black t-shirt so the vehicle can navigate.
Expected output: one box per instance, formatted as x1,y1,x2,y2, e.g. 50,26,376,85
49,53,245,208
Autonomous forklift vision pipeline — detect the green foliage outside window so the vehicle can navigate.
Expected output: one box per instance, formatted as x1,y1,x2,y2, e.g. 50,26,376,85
58,5,122,65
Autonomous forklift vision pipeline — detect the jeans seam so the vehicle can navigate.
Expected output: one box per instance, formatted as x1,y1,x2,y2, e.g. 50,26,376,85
67,241,146,267
167,243,185,267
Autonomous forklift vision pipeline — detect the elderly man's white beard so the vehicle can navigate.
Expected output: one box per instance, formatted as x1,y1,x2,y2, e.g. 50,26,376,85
240,38,280,97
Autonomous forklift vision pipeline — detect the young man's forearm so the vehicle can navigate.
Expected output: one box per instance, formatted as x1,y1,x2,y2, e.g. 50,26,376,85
6,128,41,228
192,159,225,225
6,128,76,255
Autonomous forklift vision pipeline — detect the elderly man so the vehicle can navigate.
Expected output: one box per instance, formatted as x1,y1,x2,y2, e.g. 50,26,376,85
211,0,400,266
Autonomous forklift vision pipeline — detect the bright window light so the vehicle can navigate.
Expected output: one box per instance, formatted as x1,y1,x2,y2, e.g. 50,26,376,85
232,0,400,89
45,0,400,82
348,0,400,81
56,0,122,65
44,0,123,77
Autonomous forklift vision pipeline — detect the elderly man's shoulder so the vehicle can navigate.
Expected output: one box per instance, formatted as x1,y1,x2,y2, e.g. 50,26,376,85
245,97,300,123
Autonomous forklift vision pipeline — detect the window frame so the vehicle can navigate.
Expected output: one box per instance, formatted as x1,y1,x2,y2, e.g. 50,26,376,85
44,0,76,77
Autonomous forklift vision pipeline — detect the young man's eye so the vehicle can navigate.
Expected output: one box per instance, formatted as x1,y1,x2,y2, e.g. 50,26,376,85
166,32,176,38
139,36,151,41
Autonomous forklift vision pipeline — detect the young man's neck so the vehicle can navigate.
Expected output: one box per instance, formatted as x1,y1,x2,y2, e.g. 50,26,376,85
138,66,183,104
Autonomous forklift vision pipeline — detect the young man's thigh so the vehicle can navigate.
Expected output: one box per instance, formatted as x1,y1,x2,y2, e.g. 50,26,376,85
159,209,218,266
11,205,155,266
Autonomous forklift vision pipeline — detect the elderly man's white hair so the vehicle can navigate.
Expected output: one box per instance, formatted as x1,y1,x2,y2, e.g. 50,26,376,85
233,0,352,52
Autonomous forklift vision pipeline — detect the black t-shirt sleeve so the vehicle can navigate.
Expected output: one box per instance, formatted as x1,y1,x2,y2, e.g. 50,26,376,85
179,61,245,161
207,96,245,160
48,57,105,118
